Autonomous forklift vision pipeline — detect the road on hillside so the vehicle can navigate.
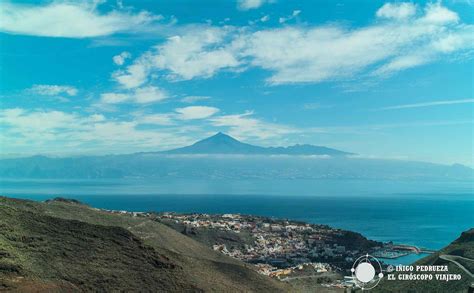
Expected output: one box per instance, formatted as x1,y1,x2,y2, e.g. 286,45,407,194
439,255,474,278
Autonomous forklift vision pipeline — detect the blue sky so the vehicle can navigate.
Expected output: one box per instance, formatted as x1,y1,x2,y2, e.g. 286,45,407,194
0,0,473,166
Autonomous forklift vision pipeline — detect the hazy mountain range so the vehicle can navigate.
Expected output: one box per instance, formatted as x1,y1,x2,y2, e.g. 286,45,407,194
0,133,472,180
161,132,353,156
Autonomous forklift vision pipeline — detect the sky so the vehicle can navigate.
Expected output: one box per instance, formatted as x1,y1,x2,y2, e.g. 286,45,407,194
0,0,473,166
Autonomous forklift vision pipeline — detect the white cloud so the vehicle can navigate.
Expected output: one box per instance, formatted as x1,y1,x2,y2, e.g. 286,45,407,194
175,106,220,120
293,10,301,16
112,60,151,89
112,27,242,87
245,26,390,83
210,111,294,140
372,53,430,76
89,114,106,122
100,86,168,104
432,29,474,53
113,51,131,65
279,10,301,23
0,108,78,133
237,0,268,10
181,96,212,103
0,108,192,154
0,2,161,38
28,84,78,96
421,2,459,24
100,93,130,104
260,15,270,22
247,3,471,83
376,3,417,20
154,30,242,80
112,3,472,86
378,99,474,110
135,105,219,125
133,86,168,103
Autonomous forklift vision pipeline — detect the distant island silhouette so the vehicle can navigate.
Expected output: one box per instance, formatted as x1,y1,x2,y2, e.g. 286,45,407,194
161,132,354,156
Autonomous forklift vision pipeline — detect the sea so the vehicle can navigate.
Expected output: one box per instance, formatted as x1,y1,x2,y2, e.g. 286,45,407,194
1,178,472,265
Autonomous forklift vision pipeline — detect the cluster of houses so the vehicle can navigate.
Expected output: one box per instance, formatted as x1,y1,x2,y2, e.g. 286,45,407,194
157,212,372,277
98,207,415,290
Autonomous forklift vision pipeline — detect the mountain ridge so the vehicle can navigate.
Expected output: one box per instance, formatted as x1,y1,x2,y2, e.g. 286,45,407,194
161,132,354,156
0,133,472,180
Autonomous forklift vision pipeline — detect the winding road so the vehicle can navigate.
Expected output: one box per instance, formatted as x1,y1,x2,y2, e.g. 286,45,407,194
439,254,474,278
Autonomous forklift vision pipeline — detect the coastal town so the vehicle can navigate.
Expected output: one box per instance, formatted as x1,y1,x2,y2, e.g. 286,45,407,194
99,208,430,289
53,201,440,292
150,212,425,286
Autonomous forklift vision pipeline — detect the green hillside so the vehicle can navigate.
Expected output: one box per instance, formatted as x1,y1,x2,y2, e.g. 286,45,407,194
0,196,292,292
374,229,474,293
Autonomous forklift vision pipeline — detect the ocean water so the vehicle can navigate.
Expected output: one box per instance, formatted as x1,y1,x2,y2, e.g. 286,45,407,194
1,178,472,265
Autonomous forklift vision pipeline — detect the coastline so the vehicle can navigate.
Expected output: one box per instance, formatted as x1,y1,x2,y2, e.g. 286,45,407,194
2,188,471,263
90,202,433,270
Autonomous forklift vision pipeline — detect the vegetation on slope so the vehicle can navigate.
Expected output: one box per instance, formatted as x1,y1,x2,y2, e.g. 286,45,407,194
0,196,291,292
374,229,474,293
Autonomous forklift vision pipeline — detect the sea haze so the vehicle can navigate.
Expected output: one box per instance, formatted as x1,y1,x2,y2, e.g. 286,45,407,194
1,155,473,180
1,134,473,265
1,133,473,180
